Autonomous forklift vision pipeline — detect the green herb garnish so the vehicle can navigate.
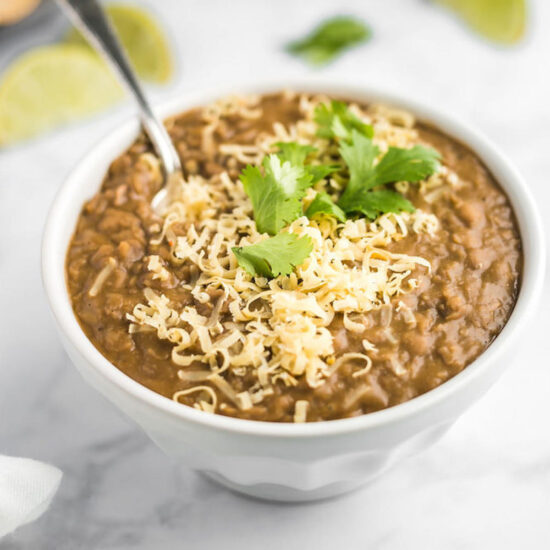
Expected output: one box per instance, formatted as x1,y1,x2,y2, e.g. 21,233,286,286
275,142,317,165
275,142,340,183
240,154,313,235
305,192,347,223
286,16,371,66
232,233,313,278
337,130,440,219
314,100,373,141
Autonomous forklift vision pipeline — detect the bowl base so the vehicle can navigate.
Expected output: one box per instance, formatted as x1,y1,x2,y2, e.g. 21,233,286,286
201,471,368,502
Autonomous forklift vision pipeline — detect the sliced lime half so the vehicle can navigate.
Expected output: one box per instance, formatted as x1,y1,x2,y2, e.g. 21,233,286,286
65,3,173,83
0,44,122,146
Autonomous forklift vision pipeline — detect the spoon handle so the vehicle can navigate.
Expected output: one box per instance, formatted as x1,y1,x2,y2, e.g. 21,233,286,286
55,0,181,176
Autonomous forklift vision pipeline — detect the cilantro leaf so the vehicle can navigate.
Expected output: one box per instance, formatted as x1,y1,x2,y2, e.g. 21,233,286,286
307,164,340,183
275,141,340,183
286,16,371,66
305,192,347,223
373,145,441,186
337,130,440,219
240,154,313,235
314,100,373,141
275,142,317,165
232,233,313,278
338,130,379,198
342,189,414,219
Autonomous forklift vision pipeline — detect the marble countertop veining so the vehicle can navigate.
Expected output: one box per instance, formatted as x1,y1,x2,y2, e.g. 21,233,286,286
1,1,550,548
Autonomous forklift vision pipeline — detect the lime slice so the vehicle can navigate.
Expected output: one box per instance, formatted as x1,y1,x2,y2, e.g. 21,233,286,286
0,44,122,146
65,3,173,83
435,0,526,44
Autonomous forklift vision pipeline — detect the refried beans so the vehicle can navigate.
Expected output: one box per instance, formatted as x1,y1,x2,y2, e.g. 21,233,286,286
66,91,522,422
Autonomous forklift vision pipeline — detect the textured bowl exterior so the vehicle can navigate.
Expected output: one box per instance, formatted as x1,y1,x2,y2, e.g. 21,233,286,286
42,80,545,501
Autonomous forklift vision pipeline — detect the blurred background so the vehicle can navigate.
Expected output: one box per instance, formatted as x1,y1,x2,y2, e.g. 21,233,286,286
1,1,549,548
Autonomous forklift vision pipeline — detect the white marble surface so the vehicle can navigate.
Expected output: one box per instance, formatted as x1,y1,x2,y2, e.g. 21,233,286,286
1,0,550,547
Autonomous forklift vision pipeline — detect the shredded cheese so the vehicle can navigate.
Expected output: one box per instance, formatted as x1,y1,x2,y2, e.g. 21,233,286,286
88,257,116,297
173,386,218,413
294,400,309,423
147,255,171,282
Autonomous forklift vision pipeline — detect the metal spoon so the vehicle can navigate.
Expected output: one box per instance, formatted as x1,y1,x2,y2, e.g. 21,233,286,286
55,0,181,212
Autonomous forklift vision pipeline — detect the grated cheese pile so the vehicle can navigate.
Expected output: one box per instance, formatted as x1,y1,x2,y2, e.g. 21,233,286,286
126,92,457,421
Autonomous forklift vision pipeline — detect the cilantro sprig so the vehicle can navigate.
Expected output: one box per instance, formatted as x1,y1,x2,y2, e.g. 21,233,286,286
314,100,373,141
337,130,440,218
240,154,313,235
275,142,316,165
286,16,371,66
232,233,313,278
240,143,340,237
275,142,340,183
305,192,347,223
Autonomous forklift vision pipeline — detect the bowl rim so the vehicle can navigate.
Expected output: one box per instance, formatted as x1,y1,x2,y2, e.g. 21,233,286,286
42,78,546,438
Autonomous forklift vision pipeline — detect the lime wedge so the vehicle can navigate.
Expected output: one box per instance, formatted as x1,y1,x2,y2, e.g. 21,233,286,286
0,45,123,146
65,3,173,83
435,0,526,44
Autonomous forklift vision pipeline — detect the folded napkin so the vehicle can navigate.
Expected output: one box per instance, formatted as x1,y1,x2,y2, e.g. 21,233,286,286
0,455,62,539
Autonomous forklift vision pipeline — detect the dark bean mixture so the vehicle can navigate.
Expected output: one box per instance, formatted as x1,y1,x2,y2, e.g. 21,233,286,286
66,92,522,422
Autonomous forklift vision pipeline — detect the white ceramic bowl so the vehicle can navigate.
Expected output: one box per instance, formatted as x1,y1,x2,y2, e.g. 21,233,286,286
42,81,545,501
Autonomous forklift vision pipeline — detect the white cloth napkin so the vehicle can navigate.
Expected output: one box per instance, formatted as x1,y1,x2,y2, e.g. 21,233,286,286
0,455,62,538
